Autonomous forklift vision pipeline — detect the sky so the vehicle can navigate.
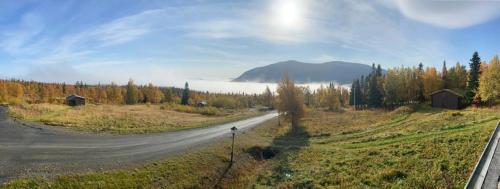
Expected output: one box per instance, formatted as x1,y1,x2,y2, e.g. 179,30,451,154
1,0,500,90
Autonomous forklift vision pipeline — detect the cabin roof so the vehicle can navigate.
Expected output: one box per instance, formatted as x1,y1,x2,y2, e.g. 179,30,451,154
66,94,85,99
430,89,463,97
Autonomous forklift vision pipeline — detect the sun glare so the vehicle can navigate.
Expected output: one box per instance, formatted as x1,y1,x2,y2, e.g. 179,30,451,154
271,0,305,30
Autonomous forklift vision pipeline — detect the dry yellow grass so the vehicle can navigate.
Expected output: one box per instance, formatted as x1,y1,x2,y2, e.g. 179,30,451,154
9,103,262,134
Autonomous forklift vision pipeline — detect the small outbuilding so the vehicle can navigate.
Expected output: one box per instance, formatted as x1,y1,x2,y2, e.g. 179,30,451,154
197,101,207,107
430,89,464,109
66,95,85,106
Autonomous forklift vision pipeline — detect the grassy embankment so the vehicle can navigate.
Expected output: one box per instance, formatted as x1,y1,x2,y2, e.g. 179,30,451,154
3,105,499,188
8,103,263,134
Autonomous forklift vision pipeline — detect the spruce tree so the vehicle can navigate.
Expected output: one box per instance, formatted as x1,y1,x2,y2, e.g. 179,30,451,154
349,81,355,106
368,72,383,108
465,51,481,103
442,61,448,88
417,62,425,102
355,79,363,108
181,82,190,105
376,64,383,77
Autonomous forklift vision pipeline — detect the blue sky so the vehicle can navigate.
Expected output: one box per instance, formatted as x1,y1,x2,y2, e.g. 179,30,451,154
1,0,500,86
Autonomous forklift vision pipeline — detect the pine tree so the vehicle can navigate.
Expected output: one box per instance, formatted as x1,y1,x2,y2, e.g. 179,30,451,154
125,79,138,105
465,51,481,103
181,82,190,105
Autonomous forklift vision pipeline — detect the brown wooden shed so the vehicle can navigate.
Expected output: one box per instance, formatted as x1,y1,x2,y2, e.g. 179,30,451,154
66,95,85,106
430,89,464,109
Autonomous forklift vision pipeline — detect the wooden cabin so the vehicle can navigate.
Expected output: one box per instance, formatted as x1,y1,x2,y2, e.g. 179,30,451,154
430,89,463,109
66,95,85,106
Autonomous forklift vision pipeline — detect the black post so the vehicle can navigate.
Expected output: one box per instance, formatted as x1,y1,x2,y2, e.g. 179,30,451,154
278,114,280,126
230,132,235,165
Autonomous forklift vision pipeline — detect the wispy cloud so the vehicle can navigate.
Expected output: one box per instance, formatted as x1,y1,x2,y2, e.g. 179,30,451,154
1,0,499,89
0,13,44,54
184,0,449,65
43,9,166,64
393,0,500,29
1,9,166,66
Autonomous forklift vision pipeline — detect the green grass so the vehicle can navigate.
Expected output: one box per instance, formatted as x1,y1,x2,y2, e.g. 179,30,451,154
2,105,498,188
252,105,500,188
8,103,262,134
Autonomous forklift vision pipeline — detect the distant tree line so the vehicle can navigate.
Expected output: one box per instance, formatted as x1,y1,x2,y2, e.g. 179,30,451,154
348,52,500,109
0,79,274,109
270,51,500,132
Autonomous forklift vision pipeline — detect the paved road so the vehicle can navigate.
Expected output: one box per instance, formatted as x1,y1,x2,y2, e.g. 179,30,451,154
465,121,500,189
0,107,277,183
483,139,500,189
479,122,500,189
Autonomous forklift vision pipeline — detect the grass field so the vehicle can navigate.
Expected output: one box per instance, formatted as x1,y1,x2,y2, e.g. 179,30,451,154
3,105,499,188
8,103,262,134
252,105,500,188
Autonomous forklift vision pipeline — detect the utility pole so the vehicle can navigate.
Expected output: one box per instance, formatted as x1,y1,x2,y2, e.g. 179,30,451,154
230,126,237,166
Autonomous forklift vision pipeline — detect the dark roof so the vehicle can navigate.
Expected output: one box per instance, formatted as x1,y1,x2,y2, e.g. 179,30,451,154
430,89,463,97
66,94,85,99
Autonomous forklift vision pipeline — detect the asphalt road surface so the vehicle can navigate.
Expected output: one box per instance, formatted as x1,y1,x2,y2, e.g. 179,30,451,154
0,107,277,183
482,141,500,189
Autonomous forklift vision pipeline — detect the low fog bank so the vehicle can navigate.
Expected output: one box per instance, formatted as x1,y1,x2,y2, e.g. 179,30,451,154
171,79,350,94
11,64,349,94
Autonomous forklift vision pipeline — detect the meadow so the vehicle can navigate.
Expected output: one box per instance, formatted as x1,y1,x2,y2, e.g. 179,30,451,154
3,105,499,188
252,105,500,188
8,103,262,134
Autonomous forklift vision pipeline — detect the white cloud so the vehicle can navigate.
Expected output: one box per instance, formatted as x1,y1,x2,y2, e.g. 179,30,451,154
186,0,449,64
51,9,165,58
0,13,44,54
394,0,500,29
90,9,163,47
1,9,166,66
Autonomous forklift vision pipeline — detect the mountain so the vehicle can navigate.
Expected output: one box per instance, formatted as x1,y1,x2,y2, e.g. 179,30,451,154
233,60,379,84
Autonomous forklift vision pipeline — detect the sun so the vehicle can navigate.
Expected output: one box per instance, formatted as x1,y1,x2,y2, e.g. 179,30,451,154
271,0,305,31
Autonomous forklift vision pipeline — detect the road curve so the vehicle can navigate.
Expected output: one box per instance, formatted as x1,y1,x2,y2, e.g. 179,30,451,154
0,107,277,183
